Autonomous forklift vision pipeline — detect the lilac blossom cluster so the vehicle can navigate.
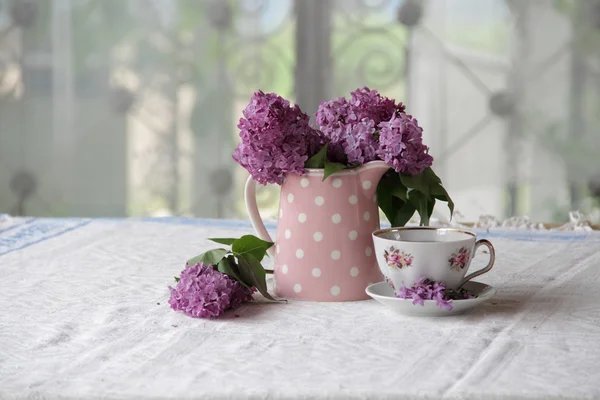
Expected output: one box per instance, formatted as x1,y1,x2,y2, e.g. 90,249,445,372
232,91,322,185
315,87,406,165
377,114,434,176
168,262,254,318
396,277,474,311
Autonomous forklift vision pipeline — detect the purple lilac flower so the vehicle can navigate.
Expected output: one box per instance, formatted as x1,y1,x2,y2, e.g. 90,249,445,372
168,262,254,318
435,295,453,311
396,277,474,310
377,113,433,176
233,91,323,185
315,87,405,165
314,96,356,163
349,87,405,125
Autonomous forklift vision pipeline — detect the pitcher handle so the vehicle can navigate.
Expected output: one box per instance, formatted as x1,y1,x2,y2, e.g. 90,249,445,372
458,239,495,288
244,176,276,258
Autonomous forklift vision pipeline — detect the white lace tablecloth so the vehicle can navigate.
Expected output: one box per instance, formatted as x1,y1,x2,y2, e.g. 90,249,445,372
1,217,600,400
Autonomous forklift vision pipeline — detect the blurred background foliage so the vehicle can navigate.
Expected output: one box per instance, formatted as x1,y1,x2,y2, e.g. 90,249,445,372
1,0,599,223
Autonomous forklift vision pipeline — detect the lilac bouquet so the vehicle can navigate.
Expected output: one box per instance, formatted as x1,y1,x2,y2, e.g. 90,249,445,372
233,87,453,226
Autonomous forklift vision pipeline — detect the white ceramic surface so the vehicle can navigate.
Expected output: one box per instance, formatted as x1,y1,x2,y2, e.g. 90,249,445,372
366,281,496,317
372,227,495,290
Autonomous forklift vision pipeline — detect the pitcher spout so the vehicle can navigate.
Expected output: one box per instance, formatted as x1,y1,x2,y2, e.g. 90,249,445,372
357,160,390,199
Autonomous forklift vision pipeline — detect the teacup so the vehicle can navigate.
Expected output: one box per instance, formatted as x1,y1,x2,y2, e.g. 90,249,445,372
372,227,495,292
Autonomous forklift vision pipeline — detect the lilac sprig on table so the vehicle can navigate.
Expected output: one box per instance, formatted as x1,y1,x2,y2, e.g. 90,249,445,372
168,235,282,319
233,87,454,228
396,277,475,311
168,262,255,318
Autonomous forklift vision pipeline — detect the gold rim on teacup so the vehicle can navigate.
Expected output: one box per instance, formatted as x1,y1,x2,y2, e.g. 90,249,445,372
373,226,476,240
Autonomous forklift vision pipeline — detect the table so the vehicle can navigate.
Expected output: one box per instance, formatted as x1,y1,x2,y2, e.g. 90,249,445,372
1,217,600,399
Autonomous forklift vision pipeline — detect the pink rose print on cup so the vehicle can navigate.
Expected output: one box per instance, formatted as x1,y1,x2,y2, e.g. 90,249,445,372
448,246,470,271
384,246,413,270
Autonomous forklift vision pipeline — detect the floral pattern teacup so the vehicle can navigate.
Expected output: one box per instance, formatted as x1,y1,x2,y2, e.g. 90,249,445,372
384,246,413,269
372,227,495,292
448,246,471,271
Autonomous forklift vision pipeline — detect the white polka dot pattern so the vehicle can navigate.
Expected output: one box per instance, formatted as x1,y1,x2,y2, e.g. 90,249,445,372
274,171,384,301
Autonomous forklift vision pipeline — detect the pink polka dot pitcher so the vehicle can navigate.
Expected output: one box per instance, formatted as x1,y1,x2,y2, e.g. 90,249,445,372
244,161,389,301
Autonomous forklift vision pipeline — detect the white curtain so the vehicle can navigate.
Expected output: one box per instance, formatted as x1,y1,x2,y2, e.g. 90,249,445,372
0,0,598,223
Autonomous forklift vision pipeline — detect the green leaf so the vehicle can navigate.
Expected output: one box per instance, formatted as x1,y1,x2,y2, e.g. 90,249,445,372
217,256,250,288
377,173,402,223
237,253,279,301
208,238,237,246
231,235,274,262
376,171,414,226
323,161,348,181
376,183,396,224
187,248,229,266
427,196,436,219
400,171,430,196
305,143,328,169
174,276,180,282
409,191,430,226
379,171,408,201
431,182,455,217
423,167,454,220
393,201,417,227
423,167,442,185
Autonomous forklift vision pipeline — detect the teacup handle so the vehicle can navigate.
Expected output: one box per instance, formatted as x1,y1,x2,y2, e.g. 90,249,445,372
459,239,495,287
244,176,276,258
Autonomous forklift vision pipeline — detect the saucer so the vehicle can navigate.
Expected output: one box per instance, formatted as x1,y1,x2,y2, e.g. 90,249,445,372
365,281,496,317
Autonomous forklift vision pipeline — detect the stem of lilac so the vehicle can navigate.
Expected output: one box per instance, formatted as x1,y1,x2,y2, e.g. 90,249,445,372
265,269,274,274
